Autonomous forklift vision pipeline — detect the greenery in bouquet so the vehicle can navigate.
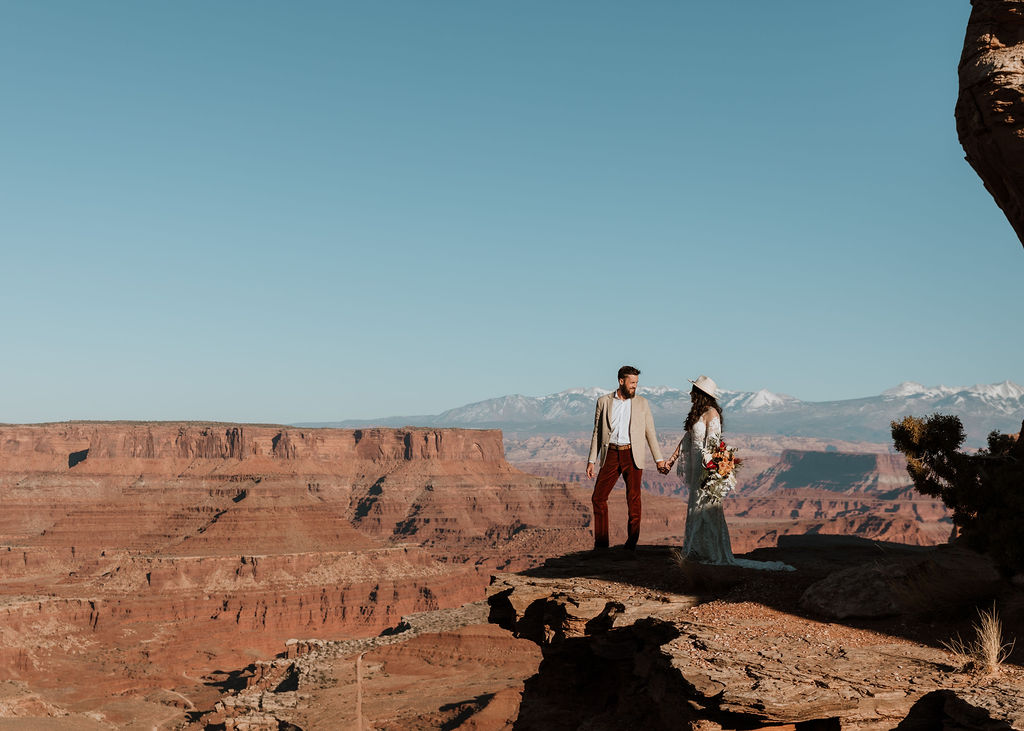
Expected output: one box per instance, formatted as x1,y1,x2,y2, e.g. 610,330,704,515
700,440,743,502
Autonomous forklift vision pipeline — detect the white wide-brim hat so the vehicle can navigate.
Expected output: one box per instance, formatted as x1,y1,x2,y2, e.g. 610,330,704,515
689,375,718,398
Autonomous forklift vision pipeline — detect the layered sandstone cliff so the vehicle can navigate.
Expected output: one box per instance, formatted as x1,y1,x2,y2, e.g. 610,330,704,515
0,423,595,725
0,422,508,474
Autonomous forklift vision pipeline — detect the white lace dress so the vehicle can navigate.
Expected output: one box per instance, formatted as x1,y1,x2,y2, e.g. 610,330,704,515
681,415,735,563
681,413,794,571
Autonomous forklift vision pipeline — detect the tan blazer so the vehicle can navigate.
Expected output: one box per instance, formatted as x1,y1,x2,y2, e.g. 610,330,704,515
587,392,664,470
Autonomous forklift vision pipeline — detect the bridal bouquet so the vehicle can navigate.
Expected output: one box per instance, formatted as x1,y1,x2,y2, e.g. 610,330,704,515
701,440,743,502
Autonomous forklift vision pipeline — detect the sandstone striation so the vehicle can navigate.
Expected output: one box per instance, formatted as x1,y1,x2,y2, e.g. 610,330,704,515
956,0,1024,248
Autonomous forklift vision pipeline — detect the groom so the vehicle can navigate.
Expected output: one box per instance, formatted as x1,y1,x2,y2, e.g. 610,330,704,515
586,365,667,550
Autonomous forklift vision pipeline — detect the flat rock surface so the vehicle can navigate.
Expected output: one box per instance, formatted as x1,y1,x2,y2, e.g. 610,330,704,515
486,540,1024,730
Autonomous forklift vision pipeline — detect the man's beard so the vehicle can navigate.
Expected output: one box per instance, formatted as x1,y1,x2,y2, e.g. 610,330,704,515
619,386,635,399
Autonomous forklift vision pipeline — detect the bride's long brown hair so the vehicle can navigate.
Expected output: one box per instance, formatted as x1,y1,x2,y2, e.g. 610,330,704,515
684,386,723,432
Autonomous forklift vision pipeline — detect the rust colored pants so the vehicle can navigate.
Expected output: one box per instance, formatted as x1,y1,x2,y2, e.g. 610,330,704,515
591,446,642,547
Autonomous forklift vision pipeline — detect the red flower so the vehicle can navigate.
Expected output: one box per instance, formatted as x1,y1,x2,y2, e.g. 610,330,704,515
719,440,726,450
706,460,716,470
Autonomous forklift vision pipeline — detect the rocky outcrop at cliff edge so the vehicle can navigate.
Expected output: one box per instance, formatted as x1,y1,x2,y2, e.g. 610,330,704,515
799,547,1002,619
487,539,1024,730
957,0,1024,249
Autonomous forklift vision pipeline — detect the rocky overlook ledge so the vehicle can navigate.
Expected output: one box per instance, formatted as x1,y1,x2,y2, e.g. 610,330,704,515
486,537,1024,730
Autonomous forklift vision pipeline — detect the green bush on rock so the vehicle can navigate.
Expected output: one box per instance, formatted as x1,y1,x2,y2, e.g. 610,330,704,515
891,414,1024,573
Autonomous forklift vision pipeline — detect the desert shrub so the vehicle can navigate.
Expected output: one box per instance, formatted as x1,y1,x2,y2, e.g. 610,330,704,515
942,603,1015,675
891,414,1024,573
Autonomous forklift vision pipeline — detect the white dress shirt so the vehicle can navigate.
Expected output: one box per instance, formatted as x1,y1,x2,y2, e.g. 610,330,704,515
610,394,632,445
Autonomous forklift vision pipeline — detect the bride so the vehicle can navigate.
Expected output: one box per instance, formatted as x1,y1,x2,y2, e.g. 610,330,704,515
666,375,793,571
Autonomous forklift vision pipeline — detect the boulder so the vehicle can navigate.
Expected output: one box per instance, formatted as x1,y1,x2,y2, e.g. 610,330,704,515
800,548,1002,619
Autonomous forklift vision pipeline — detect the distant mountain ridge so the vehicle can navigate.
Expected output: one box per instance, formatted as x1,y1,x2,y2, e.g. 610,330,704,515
300,381,1024,445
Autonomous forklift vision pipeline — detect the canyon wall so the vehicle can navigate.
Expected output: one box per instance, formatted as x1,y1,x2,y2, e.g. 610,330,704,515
0,422,507,474
0,422,621,725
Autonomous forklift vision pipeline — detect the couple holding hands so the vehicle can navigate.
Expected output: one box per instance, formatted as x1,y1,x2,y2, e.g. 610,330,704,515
587,365,790,571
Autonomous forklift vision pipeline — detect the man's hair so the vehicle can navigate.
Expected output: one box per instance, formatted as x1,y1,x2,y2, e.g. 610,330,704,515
617,365,640,380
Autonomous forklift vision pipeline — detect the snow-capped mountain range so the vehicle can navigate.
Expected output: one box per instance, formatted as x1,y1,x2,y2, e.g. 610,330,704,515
431,386,803,424
303,381,1024,445
881,380,1024,407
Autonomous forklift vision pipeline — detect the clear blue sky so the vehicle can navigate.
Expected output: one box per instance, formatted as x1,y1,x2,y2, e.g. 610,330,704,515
1,1,1020,423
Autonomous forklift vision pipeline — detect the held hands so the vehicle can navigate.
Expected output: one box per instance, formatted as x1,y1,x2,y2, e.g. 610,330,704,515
658,447,681,475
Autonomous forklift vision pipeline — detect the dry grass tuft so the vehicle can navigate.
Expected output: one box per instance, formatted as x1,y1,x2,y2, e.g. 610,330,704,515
670,547,690,571
942,603,1015,675
670,548,708,592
